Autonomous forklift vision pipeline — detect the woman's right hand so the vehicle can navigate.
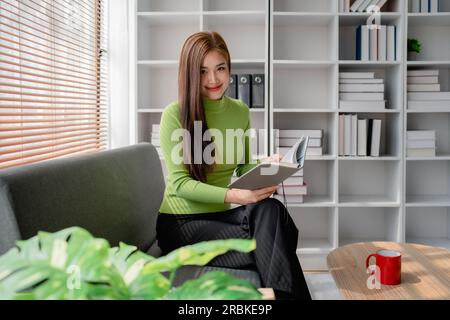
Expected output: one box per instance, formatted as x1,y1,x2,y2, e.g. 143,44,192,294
224,185,278,205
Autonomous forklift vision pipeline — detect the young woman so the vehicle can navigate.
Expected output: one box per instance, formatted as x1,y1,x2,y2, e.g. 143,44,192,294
156,31,311,300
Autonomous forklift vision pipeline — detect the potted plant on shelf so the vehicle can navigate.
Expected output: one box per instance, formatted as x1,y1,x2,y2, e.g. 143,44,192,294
408,38,422,61
0,227,262,300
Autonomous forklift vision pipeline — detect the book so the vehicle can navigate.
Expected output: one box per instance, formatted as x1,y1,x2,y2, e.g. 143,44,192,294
407,148,436,157
429,0,439,12
273,194,304,203
340,92,384,100
369,27,378,61
340,84,384,92
366,0,382,12
387,25,396,61
275,129,322,139
408,100,450,109
306,147,323,156
339,72,374,79
276,184,307,195
408,92,450,100
351,114,358,156
411,0,421,12
421,0,429,12
375,0,389,10
358,119,368,156
370,119,382,156
339,114,345,156
339,0,345,12
276,137,322,147
339,78,384,84
339,100,386,109
356,25,370,61
357,0,374,12
407,130,436,140
351,0,367,12
344,0,351,12
367,119,373,155
407,84,441,92
344,114,352,156
407,76,439,84
407,139,436,149
238,74,251,107
227,136,309,190
282,176,304,185
407,70,439,77
378,25,387,61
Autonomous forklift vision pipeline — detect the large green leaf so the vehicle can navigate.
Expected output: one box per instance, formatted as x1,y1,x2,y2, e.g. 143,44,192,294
109,242,170,299
0,227,128,300
142,239,256,275
165,272,262,300
0,228,259,300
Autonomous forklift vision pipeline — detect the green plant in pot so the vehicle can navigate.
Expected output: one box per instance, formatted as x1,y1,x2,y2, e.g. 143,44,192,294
408,38,421,60
0,227,262,300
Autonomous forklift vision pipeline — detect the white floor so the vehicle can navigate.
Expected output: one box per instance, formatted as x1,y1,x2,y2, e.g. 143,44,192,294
304,272,342,300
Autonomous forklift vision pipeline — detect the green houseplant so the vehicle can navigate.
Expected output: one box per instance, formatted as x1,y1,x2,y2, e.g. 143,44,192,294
408,38,422,60
0,227,262,300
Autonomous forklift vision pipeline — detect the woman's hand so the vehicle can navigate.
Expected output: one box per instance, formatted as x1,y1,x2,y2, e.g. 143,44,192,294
261,153,283,163
225,185,278,205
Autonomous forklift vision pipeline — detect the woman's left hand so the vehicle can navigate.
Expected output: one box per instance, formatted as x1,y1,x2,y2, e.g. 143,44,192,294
261,153,283,163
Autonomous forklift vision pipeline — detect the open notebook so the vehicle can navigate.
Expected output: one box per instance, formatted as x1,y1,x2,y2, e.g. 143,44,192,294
228,136,309,190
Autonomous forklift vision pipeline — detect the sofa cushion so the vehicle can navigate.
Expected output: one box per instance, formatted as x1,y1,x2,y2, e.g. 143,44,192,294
0,143,164,255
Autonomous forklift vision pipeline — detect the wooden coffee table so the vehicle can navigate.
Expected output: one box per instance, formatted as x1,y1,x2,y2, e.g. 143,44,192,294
327,241,450,300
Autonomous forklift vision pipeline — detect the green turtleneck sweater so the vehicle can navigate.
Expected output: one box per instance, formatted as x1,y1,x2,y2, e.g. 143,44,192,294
158,96,258,214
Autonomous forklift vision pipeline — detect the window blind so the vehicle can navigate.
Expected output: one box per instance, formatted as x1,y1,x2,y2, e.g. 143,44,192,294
0,0,108,169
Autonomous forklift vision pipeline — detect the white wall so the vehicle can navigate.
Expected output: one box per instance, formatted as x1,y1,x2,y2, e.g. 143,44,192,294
108,0,134,148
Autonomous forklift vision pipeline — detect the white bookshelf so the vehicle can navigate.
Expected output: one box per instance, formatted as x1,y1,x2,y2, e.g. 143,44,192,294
131,0,450,271
405,0,450,252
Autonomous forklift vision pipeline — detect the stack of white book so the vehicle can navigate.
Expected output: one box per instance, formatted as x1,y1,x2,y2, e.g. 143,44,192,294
407,70,450,111
274,129,324,156
339,72,386,110
355,24,396,62
407,130,436,157
150,124,163,159
273,169,306,204
410,0,439,12
339,114,382,157
347,0,389,12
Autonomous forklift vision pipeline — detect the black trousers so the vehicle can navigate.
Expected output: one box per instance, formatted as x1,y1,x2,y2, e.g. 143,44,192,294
156,198,311,300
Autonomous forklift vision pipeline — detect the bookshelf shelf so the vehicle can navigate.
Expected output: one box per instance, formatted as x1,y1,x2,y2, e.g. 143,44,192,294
338,12,401,26
338,196,400,207
406,237,450,249
338,108,401,113
408,13,450,26
284,195,336,207
296,239,334,254
406,155,450,161
406,195,450,207
273,60,336,66
338,156,401,160
338,60,401,66
132,0,450,271
273,108,336,113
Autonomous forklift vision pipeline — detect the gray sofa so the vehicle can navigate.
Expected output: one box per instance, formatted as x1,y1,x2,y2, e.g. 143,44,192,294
0,143,261,287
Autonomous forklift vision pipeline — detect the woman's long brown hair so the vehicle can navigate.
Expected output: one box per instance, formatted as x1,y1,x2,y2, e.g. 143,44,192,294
178,32,231,182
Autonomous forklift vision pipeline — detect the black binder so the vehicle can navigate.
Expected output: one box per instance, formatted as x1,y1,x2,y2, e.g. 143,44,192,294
226,74,237,99
238,74,251,107
251,74,264,108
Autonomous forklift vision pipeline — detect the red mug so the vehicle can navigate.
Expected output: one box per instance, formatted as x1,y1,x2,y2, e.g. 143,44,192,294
365,249,402,285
